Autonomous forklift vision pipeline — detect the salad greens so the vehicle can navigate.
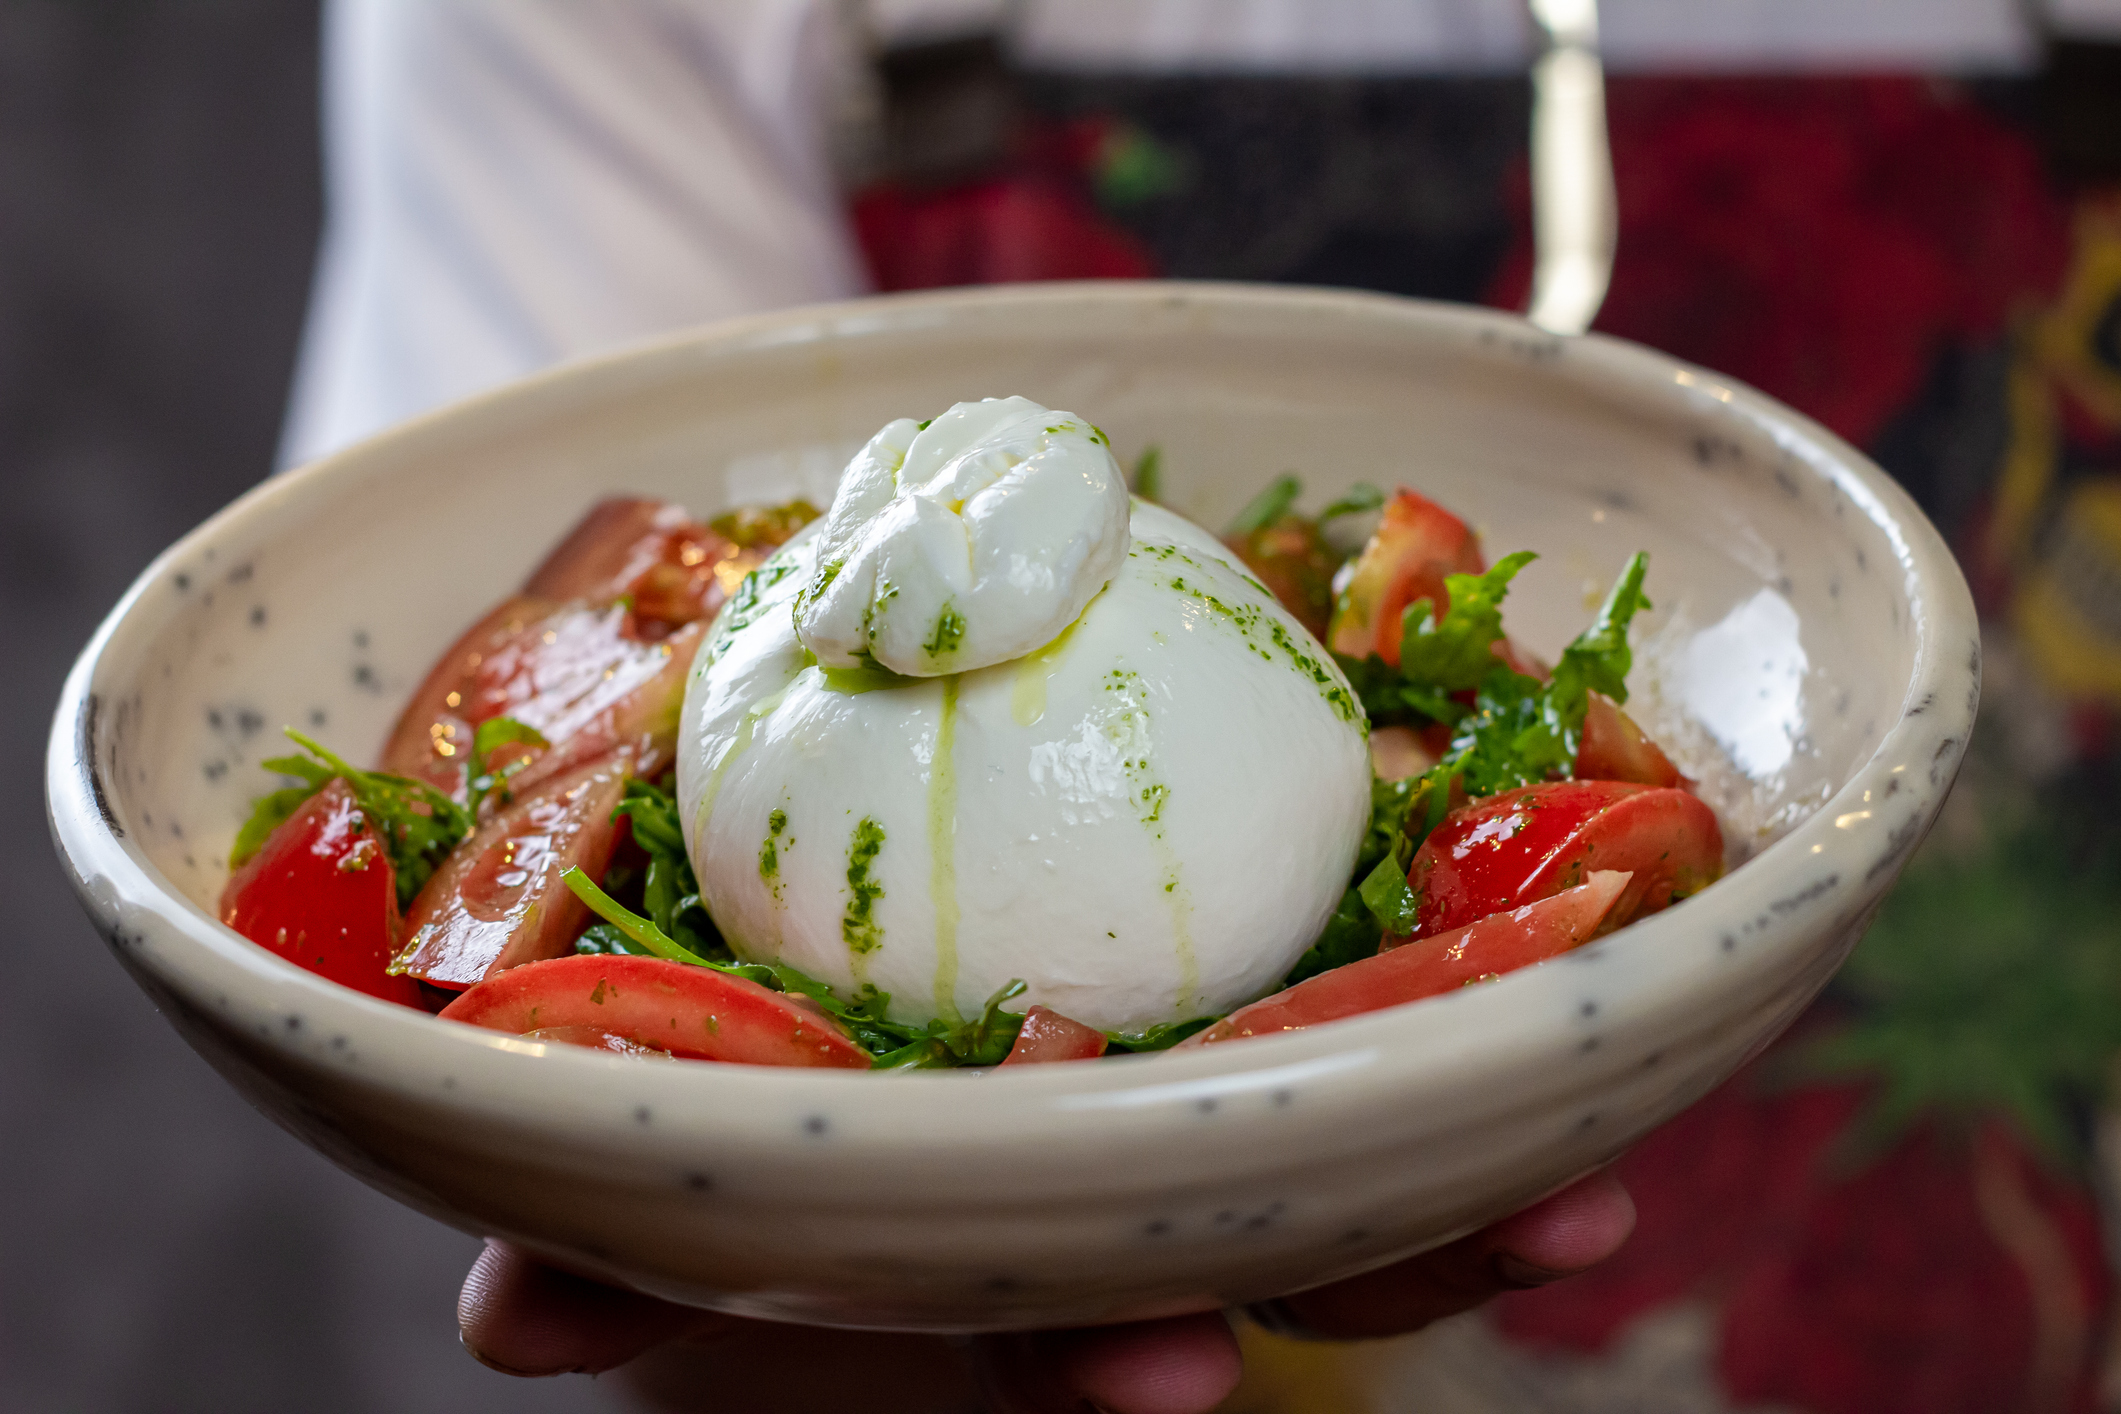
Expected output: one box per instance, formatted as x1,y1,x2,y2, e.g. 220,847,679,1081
567,778,1031,1067
229,729,473,910
1326,549,1655,951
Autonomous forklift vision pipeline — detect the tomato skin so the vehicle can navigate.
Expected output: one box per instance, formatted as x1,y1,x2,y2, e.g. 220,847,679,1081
395,760,629,989
1186,871,1633,1046
999,1006,1109,1065
1410,780,1724,938
439,955,872,1069
219,779,426,1006
380,595,559,796
1326,489,1486,667
522,497,694,605
1575,692,1684,788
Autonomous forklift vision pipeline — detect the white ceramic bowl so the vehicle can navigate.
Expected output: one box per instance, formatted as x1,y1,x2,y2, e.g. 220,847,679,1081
47,283,1977,1332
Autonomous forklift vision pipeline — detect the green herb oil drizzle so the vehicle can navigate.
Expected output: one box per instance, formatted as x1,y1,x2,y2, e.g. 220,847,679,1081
928,676,962,1025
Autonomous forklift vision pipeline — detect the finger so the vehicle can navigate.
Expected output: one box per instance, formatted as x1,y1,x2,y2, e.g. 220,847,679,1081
972,1312,1244,1414
458,1240,726,1376
1256,1169,1636,1341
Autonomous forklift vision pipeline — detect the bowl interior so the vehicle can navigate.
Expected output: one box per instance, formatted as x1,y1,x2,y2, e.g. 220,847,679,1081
106,287,1916,915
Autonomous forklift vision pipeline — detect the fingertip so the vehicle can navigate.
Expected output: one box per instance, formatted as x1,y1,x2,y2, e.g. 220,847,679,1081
458,1240,708,1377
1060,1312,1244,1414
973,1314,1244,1414
1486,1169,1636,1283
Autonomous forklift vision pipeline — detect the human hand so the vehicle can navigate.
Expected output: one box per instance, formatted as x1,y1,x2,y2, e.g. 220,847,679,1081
458,1169,1634,1413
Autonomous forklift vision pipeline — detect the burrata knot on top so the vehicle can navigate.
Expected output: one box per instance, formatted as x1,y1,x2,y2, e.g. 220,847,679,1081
676,398,1371,1034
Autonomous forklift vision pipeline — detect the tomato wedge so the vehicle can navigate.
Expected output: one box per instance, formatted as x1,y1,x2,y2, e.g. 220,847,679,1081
394,760,629,988
382,604,705,805
1410,780,1723,939
219,778,425,1006
439,954,872,1068
379,595,560,796
1000,1006,1109,1065
1187,871,1633,1046
1326,489,1486,667
1575,692,1684,788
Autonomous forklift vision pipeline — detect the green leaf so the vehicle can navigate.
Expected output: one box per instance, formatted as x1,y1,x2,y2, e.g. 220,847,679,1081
1357,853,1424,935
1398,551,1538,698
236,730,474,909
1226,474,1302,536
228,782,328,870
1532,551,1652,763
1105,1017,1217,1052
1317,483,1384,524
466,716,549,815
1132,445,1164,501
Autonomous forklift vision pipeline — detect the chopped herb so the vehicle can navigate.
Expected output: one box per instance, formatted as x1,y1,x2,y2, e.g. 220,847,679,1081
842,817,887,956
566,862,1032,1066
923,604,966,661
232,729,473,910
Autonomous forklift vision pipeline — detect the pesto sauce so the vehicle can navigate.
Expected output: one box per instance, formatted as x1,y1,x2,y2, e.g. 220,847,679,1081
758,807,790,900
842,816,887,964
694,685,789,834
1099,665,1199,1012
927,676,962,1026
1131,541,1362,726
924,602,966,664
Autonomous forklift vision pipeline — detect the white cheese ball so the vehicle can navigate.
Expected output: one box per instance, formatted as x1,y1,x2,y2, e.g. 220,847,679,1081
677,501,1371,1034
792,397,1132,677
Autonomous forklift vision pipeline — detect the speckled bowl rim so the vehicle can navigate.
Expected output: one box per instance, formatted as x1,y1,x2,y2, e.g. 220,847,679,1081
48,282,1975,1179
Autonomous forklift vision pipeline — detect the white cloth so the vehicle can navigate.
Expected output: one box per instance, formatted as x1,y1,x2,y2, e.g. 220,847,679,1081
283,0,2115,468
280,0,868,468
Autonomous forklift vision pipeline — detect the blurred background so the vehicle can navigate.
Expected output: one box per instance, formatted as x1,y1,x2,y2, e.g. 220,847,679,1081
9,1,2121,1410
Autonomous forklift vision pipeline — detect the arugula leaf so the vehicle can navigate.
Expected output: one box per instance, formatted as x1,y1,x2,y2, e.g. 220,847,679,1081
231,730,473,910
563,796,1037,1065
466,717,549,816
1106,1017,1218,1052
1131,445,1163,501
1226,474,1302,536
1397,551,1538,700
1317,483,1384,524
1535,550,1651,758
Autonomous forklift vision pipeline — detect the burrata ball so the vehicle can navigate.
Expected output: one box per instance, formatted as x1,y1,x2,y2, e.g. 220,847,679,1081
676,403,1370,1033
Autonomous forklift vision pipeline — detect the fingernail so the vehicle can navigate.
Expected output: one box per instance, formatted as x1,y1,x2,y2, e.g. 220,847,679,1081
1493,1253,1573,1288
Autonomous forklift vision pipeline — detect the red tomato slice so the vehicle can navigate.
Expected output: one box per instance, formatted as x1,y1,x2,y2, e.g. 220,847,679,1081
1410,780,1723,938
1326,489,1486,667
439,954,873,1068
999,1006,1109,1065
219,778,425,1006
1187,871,1633,1046
1575,692,1684,788
395,760,629,988
496,618,707,802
